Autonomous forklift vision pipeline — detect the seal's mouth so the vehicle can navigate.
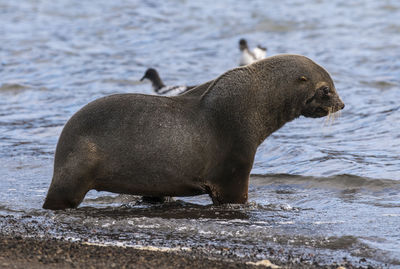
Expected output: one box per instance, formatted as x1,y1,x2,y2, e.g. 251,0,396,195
302,85,345,119
304,106,329,118
303,105,342,118
303,94,345,118
310,103,345,118
315,107,329,117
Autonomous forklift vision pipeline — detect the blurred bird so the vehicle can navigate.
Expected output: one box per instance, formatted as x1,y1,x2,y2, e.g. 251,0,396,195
238,38,267,66
140,68,195,96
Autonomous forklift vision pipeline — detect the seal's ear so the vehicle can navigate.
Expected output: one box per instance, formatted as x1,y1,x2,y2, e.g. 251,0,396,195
299,76,308,82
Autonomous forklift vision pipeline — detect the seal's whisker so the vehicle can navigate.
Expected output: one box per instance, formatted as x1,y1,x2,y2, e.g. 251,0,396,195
337,110,342,119
330,108,343,125
331,109,336,124
330,109,334,124
329,111,332,124
325,108,332,126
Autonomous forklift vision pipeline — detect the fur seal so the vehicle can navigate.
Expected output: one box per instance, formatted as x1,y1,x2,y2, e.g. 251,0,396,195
43,54,344,210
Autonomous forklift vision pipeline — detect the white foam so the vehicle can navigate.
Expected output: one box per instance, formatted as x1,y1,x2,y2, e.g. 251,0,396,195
278,221,295,225
82,241,192,253
313,221,346,225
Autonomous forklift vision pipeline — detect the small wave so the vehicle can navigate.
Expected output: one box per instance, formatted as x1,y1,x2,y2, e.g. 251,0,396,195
0,83,30,92
382,213,400,217
84,194,140,205
83,241,192,253
254,18,296,33
0,204,26,215
101,78,144,86
251,173,400,191
360,78,398,90
313,221,346,225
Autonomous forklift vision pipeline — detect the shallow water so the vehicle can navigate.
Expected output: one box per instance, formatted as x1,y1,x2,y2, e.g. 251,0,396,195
1,0,400,267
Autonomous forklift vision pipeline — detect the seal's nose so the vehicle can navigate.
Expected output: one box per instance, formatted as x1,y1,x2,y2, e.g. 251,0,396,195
337,98,345,110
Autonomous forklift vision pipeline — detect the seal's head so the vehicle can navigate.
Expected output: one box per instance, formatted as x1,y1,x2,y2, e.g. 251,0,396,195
247,55,344,122
239,39,248,51
294,57,345,119
301,80,345,118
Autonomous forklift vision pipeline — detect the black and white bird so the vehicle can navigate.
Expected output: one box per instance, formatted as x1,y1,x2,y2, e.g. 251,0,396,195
238,38,267,66
140,68,195,96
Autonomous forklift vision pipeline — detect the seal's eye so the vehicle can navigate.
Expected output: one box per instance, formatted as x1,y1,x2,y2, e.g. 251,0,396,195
299,76,308,82
322,86,330,95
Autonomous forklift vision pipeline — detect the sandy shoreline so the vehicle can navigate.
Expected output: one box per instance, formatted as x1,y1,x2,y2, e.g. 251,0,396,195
0,212,381,269
0,232,373,269
0,234,257,269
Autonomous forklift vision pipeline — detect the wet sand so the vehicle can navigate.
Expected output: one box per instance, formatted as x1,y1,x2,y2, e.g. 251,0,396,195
0,234,257,269
0,235,357,269
0,211,381,269
0,224,371,269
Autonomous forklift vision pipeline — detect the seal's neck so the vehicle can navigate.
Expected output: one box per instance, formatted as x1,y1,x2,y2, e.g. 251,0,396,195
200,66,303,146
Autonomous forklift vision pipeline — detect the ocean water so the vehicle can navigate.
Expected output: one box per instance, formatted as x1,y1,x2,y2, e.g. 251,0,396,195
0,0,399,267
